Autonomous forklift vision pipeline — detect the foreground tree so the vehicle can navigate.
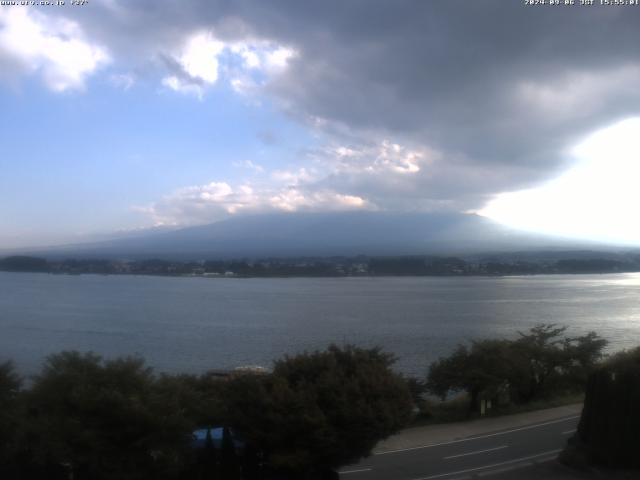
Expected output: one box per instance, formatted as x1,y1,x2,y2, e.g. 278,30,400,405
508,324,571,402
226,345,413,477
25,351,193,480
426,325,607,412
562,331,609,388
427,339,514,411
563,346,640,469
0,361,22,476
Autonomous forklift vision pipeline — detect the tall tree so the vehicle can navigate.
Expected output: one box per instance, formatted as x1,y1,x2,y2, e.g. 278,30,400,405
427,325,608,411
226,345,413,476
26,351,192,480
427,340,513,411
0,361,22,476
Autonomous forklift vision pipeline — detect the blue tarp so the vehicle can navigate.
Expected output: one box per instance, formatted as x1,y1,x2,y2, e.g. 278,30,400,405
191,427,245,450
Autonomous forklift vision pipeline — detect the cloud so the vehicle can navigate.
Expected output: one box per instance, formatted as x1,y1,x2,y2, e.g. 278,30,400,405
478,117,640,245
304,138,511,213
233,159,265,173
232,44,261,69
109,72,135,90
42,0,640,154
514,65,640,124
324,140,428,175
177,33,224,83
8,2,640,230
0,8,109,91
160,29,296,98
268,189,367,213
271,167,317,185
159,32,223,97
135,179,370,226
250,1,640,193
264,46,295,71
135,137,473,226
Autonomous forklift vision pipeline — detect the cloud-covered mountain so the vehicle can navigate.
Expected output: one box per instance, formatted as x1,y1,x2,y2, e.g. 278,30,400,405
22,212,601,260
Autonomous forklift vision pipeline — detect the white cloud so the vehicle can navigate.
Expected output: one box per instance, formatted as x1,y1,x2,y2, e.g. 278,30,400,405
230,43,261,69
234,160,265,173
271,167,317,185
369,140,424,174
161,75,207,98
265,46,295,71
320,140,431,176
135,176,370,226
229,75,258,95
268,189,366,212
162,32,296,98
109,73,135,90
0,11,295,97
134,181,250,226
179,32,224,83
160,32,224,97
133,136,446,227
0,8,109,91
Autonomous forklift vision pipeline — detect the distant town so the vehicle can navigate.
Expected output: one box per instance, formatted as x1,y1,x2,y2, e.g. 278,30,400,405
2,252,640,277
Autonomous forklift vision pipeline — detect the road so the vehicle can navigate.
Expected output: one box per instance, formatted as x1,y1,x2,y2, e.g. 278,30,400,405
339,414,579,480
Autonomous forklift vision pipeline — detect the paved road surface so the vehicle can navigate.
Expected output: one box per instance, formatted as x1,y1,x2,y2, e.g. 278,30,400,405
339,413,580,480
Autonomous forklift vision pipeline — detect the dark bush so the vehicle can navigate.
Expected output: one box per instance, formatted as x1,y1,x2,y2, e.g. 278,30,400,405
568,347,640,469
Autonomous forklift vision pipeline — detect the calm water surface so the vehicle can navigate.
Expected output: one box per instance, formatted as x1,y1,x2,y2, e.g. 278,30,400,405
1,272,640,377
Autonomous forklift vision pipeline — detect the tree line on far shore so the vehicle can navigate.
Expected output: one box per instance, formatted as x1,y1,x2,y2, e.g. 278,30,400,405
0,325,636,479
3,254,640,277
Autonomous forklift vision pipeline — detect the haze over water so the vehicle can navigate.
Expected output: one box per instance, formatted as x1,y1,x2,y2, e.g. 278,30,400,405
2,272,639,378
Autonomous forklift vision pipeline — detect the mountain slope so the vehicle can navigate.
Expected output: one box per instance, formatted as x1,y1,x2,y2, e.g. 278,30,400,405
22,211,602,260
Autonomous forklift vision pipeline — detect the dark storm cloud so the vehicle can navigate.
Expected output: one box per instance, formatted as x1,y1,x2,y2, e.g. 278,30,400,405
249,1,640,165
36,1,640,213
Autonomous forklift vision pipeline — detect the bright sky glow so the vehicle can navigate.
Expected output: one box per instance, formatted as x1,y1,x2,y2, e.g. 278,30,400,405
479,118,640,245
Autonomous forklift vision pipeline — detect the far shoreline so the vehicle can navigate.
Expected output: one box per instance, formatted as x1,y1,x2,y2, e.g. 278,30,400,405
1,270,639,280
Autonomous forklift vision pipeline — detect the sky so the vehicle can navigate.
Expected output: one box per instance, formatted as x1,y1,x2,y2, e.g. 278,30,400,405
2,0,640,248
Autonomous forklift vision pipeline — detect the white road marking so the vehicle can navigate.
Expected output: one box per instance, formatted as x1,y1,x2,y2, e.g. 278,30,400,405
375,415,579,456
533,455,560,464
410,449,562,480
561,429,576,435
444,445,508,460
339,468,372,474
477,462,533,477
476,462,533,478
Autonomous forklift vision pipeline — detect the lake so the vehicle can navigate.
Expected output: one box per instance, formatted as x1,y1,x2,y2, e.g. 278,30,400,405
1,272,640,378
